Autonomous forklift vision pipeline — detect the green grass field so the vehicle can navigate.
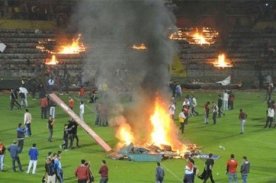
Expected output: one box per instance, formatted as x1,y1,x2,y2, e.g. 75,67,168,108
0,90,275,183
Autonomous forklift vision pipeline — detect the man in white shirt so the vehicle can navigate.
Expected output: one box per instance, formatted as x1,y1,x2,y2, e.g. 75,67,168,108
24,109,32,136
223,90,229,111
191,95,199,116
79,101,85,121
169,103,176,120
265,106,274,128
19,86,28,107
212,102,219,125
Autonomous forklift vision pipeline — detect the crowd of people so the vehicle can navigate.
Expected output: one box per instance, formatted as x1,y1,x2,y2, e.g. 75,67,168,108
154,153,250,183
2,79,273,183
1,74,112,182
167,84,253,183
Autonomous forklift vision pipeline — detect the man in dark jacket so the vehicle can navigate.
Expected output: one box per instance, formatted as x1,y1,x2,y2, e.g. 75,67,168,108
16,123,25,153
198,153,215,183
8,140,23,172
68,119,79,148
10,89,21,110
240,156,250,183
217,95,224,118
156,162,165,183
203,153,215,183
45,158,56,182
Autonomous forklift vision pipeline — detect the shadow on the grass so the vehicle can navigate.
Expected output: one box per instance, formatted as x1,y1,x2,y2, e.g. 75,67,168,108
251,117,264,121
217,134,241,140
39,144,60,150
64,176,76,181
0,127,15,132
254,166,275,174
266,180,276,183
251,124,265,127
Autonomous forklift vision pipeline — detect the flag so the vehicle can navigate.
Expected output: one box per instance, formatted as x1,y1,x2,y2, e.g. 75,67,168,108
216,76,231,86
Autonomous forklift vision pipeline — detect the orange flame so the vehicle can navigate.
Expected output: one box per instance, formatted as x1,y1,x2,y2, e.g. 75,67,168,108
169,27,218,45
58,34,86,54
132,43,147,50
213,53,233,68
45,55,59,65
115,122,134,146
192,31,209,45
115,97,186,154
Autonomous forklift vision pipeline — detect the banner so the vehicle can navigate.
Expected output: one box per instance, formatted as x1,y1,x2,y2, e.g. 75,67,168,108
0,43,6,52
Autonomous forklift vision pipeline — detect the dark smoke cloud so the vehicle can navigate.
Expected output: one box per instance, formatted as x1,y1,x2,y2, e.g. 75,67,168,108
72,0,177,126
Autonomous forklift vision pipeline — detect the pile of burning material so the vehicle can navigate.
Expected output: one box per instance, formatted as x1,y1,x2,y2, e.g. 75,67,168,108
57,34,86,54
169,27,219,45
36,34,86,65
107,97,219,162
37,34,86,55
109,143,202,162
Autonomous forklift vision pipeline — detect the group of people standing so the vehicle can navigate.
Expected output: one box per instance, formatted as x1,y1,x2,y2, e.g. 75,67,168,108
9,85,29,110
75,159,109,183
204,90,235,125
0,140,39,174
264,98,276,128
155,153,250,183
44,151,63,183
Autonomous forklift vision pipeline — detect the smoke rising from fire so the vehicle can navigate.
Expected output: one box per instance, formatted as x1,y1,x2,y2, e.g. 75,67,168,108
72,0,177,146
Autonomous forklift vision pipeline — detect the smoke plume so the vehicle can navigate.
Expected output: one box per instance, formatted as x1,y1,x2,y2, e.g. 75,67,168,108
72,0,177,143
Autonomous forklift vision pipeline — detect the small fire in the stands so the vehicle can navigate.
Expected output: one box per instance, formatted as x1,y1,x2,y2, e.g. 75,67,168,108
45,55,59,65
58,34,86,54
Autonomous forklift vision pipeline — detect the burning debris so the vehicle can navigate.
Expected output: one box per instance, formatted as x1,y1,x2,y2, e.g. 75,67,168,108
114,97,186,153
36,34,86,65
45,55,59,65
37,34,86,55
169,27,219,45
57,34,86,54
108,97,199,161
132,43,147,50
212,53,233,68
109,143,201,162
36,39,56,54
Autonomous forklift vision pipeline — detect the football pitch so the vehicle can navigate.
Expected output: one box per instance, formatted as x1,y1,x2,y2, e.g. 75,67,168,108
0,90,275,183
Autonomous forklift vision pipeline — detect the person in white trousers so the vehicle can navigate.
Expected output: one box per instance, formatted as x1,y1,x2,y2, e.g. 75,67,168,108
26,143,39,174
79,101,85,121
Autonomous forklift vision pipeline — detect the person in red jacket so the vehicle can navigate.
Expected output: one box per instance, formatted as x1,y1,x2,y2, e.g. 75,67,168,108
226,154,238,183
75,159,90,183
0,140,6,171
204,101,210,124
79,86,85,100
40,97,48,119
99,160,108,183
68,97,75,110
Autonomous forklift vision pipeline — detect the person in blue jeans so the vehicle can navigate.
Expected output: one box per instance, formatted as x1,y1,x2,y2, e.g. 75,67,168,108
54,154,63,183
8,141,23,172
156,162,165,183
240,156,250,183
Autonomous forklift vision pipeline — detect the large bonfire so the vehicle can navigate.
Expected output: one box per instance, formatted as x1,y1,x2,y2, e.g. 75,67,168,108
114,96,187,156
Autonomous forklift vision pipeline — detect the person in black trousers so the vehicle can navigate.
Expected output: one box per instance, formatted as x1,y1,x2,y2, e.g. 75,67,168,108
200,153,215,183
217,95,224,118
